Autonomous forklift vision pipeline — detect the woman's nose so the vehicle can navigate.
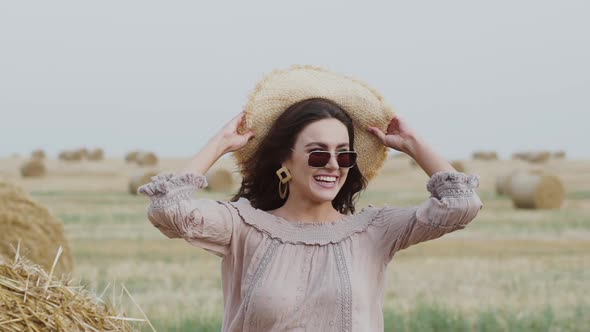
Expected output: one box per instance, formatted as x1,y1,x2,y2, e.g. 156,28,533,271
325,154,340,170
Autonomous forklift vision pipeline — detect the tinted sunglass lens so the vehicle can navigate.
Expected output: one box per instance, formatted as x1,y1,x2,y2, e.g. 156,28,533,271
337,152,357,168
308,151,331,167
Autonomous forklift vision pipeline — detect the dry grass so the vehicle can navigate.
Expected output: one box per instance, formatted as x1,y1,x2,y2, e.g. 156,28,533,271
0,156,588,329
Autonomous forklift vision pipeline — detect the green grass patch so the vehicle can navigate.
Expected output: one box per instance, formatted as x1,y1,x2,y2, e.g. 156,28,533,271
138,303,590,331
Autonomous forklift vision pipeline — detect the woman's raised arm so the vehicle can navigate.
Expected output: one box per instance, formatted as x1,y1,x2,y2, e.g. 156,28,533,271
137,112,255,258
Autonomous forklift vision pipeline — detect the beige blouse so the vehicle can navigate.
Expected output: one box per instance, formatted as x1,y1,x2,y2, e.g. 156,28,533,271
138,171,483,332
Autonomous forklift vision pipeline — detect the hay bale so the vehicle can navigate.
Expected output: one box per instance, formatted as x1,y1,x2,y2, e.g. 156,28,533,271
59,150,83,162
206,168,235,193
450,160,465,173
77,147,89,159
136,152,158,166
0,254,136,331
552,150,566,159
125,150,140,163
87,148,105,161
495,174,509,196
31,149,46,160
129,170,159,195
472,151,498,161
20,159,47,177
509,172,565,209
527,151,551,163
0,180,73,276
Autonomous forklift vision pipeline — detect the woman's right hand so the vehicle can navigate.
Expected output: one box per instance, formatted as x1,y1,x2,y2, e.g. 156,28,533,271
214,112,255,155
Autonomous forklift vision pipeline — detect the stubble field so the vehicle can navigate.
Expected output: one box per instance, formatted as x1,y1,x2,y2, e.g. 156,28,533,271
1,155,589,331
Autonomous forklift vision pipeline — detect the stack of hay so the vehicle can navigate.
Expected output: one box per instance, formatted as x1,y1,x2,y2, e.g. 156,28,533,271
0,253,137,331
0,180,73,276
129,170,159,195
87,148,105,161
472,151,499,161
495,170,565,209
58,150,84,162
31,149,46,160
206,168,236,193
125,150,158,166
20,159,47,178
511,150,566,163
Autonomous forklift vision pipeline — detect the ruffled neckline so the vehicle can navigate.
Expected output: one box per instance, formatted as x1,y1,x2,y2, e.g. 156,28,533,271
226,197,381,245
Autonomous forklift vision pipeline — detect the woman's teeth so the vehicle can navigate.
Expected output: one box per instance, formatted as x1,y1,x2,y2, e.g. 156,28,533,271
314,176,337,183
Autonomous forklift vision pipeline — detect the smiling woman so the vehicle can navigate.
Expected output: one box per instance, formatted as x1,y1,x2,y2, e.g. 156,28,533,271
138,65,483,331
232,98,366,217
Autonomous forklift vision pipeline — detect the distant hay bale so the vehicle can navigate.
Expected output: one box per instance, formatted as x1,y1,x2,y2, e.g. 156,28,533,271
20,159,47,177
125,150,140,163
0,180,73,276
59,150,83,162
527,151,551,163
0,254,136,331
552,150,566,159
206,168,235,192
87,148,105,161
78,147,89,159
496,174,509,196
472,151,498,161
31,149,46,160
509,172,565,209
136,152,158,166
511,152,529,161
450,161,465,173
129,170,159,195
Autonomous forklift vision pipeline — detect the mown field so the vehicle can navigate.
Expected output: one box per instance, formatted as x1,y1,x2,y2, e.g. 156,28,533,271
1,155,589,331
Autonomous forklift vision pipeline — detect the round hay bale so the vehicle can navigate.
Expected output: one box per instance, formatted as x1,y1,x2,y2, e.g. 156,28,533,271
59,150,83,162
450,160,465,173
527,151,551,163
495,174,509,196
125,150,140,163
129,170,159,195
552,150,566,159
20,159,47,177
472,151,498,161
31,149,46,160
77,147,89,159
0,255,135,331
206,168,235,192
509,172,565,209
136,152,158,166
0,180,73,276
87,148,105,161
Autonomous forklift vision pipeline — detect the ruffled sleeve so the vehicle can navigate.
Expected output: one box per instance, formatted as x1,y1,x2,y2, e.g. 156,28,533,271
137,172,236,258
371,171,483,263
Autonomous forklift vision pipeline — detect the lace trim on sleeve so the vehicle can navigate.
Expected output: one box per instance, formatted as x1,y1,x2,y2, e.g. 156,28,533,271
137,172,208,197
426,171,480,199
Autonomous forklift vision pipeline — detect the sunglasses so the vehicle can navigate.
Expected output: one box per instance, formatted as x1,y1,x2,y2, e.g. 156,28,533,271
291,148,358,168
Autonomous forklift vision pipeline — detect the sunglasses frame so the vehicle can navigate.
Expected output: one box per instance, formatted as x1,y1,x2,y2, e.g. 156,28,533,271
291,148,358,169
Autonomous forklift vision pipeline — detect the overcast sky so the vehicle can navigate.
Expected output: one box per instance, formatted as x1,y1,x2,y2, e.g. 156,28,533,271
1,1,588,160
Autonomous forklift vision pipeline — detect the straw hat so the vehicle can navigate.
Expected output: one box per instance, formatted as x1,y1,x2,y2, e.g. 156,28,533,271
234,65,395,182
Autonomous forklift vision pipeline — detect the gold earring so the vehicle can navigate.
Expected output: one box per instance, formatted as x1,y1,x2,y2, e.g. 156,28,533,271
276,166,292,199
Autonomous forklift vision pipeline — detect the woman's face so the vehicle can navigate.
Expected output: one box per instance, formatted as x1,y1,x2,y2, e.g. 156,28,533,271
283,118,352,204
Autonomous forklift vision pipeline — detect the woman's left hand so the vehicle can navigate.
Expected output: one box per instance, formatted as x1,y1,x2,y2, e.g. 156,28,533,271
367,115,419,154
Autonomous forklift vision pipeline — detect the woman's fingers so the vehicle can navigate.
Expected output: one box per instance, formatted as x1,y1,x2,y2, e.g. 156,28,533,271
367,126,387,144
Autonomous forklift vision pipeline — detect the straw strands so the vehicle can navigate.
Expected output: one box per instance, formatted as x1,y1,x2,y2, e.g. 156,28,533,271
0,249,141,331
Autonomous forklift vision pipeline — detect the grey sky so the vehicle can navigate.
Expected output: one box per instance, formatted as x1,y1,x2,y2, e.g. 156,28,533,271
1,1,588,159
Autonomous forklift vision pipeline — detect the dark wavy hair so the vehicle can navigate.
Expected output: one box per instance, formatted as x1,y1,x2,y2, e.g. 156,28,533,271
231,98,367,214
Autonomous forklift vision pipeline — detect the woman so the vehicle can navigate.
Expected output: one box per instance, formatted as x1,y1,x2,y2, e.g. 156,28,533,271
139,66,483,331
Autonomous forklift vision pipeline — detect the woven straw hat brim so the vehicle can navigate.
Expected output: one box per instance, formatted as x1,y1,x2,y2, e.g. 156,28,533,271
233,65,395,182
